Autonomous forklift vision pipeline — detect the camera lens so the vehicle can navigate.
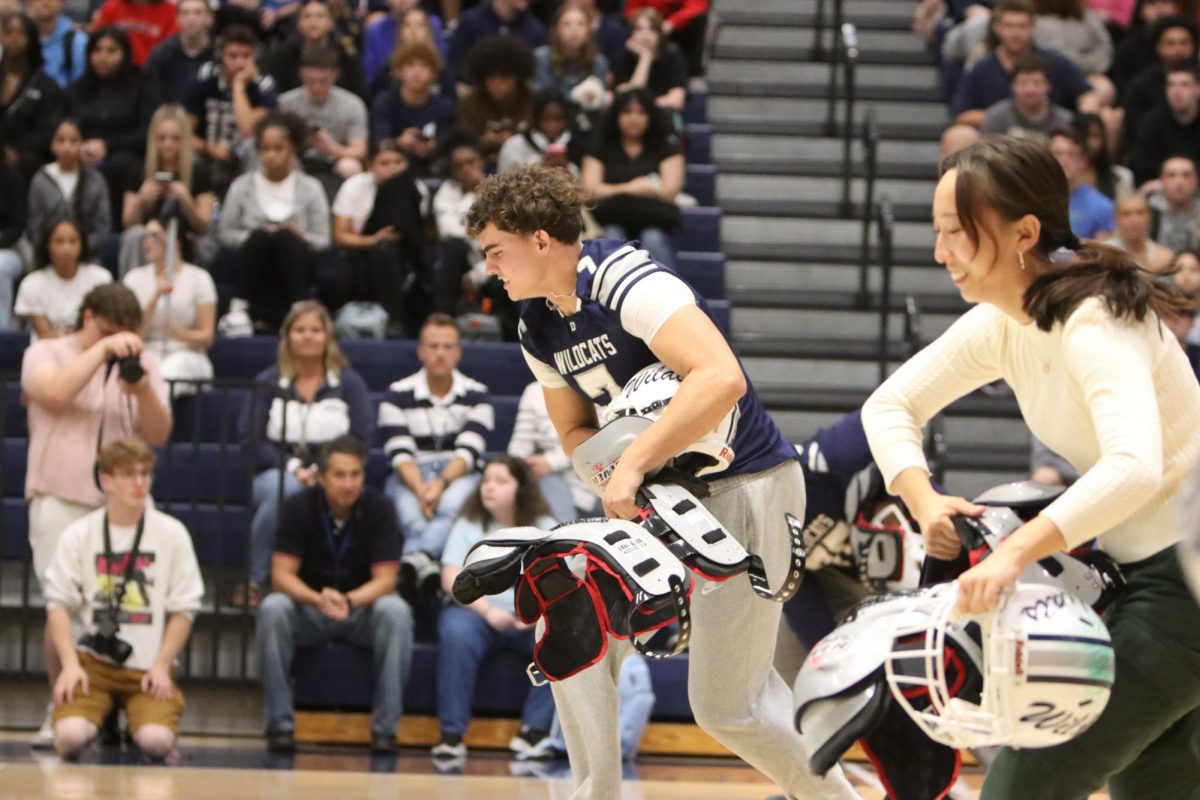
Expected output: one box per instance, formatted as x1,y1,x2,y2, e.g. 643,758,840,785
118,356,145,384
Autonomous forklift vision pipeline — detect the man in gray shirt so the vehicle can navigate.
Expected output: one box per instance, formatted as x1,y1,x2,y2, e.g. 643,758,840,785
979,54,1076,145
1148,156,1200,253
278,47,368,199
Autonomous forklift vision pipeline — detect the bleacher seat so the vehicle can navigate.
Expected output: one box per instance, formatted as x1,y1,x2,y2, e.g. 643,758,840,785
676,208,721,254
685,123,712,165
685,164,717,207
0,331,29,374
676,253,726,300
707,300,731,339
683,89,708,126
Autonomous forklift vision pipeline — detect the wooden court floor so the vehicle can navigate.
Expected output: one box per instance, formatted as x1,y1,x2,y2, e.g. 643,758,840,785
0,735,1109,800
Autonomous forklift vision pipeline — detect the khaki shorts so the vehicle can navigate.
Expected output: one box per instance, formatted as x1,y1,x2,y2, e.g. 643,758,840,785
29,495,96,589
53,652,186,734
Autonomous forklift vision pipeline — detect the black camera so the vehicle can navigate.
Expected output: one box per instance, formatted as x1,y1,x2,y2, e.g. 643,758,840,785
110,355,145,384
79,607,133,665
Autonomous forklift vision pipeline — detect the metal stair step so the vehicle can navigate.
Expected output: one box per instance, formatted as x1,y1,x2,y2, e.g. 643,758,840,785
722,216,933,250
726,241,933,267
717,173,935,206
711,116,950,143
710,96,948,128
708,78,943,104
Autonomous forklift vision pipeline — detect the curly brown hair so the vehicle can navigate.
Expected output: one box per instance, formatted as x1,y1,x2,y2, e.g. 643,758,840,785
464,164,586,243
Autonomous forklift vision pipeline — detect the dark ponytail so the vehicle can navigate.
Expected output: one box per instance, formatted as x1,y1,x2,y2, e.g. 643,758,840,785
941,136,1192,331
1024,241,1192,331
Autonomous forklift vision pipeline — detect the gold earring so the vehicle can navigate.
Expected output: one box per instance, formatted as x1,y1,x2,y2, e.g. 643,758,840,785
1019,252,1027,271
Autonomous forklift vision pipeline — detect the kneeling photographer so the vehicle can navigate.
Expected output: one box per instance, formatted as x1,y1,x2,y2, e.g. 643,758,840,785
21,283,173,747
43,439,203,762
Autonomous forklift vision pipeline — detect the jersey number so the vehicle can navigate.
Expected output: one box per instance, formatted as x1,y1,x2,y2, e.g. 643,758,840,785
575,363,623,406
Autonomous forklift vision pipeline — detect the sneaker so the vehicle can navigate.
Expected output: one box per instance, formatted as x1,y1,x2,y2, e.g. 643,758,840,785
266,730,295,752
29,704,54,749
218,298,254,338
430,734,466,760
508,725,549,755
401,552,442,605
515,735,565,762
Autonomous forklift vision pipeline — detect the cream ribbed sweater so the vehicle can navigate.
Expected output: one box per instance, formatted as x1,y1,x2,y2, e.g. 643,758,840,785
862,297,1200,564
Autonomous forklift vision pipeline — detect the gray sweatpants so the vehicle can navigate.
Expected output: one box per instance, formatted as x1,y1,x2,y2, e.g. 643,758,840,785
550,461,862,800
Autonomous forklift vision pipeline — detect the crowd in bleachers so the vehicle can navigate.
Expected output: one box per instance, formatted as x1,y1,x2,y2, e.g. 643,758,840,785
2,0,715,764
919,0,1200,369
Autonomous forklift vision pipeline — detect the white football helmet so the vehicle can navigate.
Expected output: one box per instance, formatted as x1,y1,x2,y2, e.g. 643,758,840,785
600,362,737,480
884,581,1114,750
851,501,927,592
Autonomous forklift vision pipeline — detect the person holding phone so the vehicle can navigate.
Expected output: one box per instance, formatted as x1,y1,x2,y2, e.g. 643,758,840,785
498,90,579,176
217,111,329,334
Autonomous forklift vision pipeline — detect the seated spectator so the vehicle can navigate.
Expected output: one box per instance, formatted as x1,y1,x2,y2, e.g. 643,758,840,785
613,7,688,111
329,141,425,336
238,300,373,606
366,7,456,100
498,90,580,175
27,119,113,257
67,27,161,217
1076,111,1134,198
507,380,589,522
456,36,535,164
448,0,547,86
571,0,630,69
217,112,330,333
265,0,364,99
1119,14,1197,138
91,0,178,65
944,0,1097,155
1169,247,1200,345
361,0,446,94
122,216,217,388
15,219,112,339
378,313,494,595
0,137,24,331
183,24,278,196
1147,155,1200,252
120,104,216,276
978,53,1077,144
1031,434,1080,485
1107,193,1175,269
1110,0,1178,89
44,437,202,762
21,285,171,746
431,139,517,335
369,41,455,175
278,46,368,198
1034,0,1116,104
1050,127,1114,237
257,435,414,754
1130,64,1200,186
31,0,89,88
582,87,684,268
1,13,67,184
533,4,609,110
625,0,709,78
434,456,556,761
142,0,213,104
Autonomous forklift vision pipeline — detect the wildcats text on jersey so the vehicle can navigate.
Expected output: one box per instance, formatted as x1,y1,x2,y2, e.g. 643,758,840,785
553,334,618,375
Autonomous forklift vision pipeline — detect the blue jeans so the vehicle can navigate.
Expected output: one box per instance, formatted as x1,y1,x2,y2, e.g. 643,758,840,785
385,460,479,558
0,248,24,330
602,225,676,270
435,603,555,737
250,469,303,586
538,473,578,523
257,592,415,736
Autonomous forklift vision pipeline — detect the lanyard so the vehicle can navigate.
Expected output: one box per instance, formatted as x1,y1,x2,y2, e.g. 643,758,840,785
102,513,146,613
318,493,353,567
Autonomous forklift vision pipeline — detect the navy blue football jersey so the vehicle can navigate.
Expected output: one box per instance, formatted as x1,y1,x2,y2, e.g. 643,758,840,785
518,239,796,478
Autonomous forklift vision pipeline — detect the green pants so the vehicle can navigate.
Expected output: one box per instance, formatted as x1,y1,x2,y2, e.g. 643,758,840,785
981,547,1200,800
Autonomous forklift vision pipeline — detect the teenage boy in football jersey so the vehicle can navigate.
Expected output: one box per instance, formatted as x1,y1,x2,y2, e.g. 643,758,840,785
465,165,861,800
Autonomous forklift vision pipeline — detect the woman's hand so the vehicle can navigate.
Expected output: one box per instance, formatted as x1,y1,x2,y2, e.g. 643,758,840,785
956,547,1024,614
912,493,986,560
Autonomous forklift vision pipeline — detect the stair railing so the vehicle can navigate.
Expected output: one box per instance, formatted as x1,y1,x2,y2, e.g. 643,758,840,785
855,110,879,306
825,22,858,141
876,197,896,384
811,0,844,62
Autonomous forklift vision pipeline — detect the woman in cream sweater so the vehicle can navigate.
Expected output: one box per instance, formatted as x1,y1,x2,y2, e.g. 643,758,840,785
862,136,1200,799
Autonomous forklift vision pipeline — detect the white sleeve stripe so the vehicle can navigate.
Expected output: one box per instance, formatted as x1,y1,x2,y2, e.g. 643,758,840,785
596,254,654,306
589,244,637,300
591,247,649,303
608,263,660,313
